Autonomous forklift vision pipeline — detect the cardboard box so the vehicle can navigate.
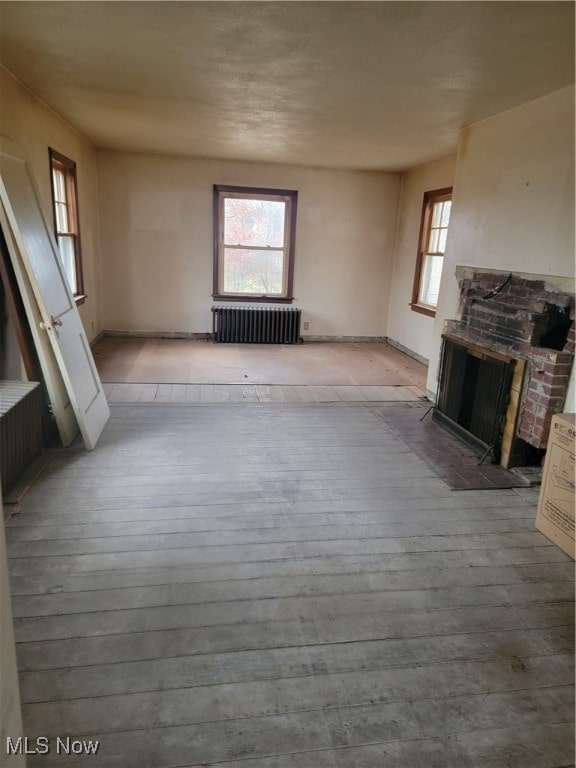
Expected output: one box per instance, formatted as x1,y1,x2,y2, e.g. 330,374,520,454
535,413,575,559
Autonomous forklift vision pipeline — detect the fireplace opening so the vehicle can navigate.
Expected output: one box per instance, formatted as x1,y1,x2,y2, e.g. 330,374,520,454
534,304,572,351
434,335,515,464
457,355,481,433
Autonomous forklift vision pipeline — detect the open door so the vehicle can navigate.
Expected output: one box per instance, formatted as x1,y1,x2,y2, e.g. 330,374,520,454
0,214,78,446
0,138,109,450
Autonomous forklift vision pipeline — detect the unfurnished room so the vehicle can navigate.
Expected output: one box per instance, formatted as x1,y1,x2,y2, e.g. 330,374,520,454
0,2,574,767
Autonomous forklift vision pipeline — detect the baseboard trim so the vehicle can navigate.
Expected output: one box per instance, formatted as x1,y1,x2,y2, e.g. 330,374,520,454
100,331,388,343
385,337,429,366
89,331,105,348
101,330,211,341
302,335,388,343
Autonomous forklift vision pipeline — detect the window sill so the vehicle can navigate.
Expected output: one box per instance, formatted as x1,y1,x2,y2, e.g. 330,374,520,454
74,294,87,307
212,294,294,305
410,302,436,318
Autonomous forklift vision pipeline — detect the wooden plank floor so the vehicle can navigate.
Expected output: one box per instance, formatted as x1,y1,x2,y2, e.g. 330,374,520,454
102,382,426,404
5,403,575,767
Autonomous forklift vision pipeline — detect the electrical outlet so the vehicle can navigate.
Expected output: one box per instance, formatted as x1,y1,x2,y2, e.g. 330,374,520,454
304,321,310,330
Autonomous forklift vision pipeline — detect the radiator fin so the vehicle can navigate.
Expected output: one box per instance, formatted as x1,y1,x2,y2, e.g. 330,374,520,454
0,381,43,494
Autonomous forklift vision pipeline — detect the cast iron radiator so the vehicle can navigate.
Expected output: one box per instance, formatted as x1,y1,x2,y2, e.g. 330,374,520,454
0,381,43,494
212,306,302,344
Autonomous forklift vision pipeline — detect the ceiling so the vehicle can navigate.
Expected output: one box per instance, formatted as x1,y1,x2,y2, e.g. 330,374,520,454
0,2,574,171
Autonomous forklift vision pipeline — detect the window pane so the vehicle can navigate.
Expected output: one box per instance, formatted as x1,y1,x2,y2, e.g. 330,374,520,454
440,200,452,226
431,201,443,228
55,202,69,233
223,248,284,295
52,168,67,203
224,198,285,248
57,235,77,293
428,228,440,253
419,254,443,307
438,227,448,252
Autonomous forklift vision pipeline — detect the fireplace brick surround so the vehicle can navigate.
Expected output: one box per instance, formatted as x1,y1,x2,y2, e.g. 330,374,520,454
445,268,574,454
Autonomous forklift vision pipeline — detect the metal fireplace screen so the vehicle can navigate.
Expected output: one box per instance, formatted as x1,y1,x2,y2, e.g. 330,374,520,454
433,336,514,462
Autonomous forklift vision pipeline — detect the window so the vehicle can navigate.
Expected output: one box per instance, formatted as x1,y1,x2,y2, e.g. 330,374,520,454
213,185,297,302
49,148,84,300
411,187,452,317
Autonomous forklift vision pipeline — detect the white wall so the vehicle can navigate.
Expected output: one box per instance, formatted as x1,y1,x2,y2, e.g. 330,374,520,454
0,68,102,343
96,150,401,338
428,86,575,398
387,156,456,361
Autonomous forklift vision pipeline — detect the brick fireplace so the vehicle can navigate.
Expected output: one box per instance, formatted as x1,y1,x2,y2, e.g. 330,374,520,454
437,267,574,467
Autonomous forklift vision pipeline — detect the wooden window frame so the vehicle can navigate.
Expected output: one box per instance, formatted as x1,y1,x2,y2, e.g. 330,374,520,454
213,184,297,304
49,148,85,304
411,187,452,318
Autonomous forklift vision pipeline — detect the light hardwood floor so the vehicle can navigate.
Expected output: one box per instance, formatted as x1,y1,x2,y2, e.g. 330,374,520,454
93,338,428,389
5,402,575,767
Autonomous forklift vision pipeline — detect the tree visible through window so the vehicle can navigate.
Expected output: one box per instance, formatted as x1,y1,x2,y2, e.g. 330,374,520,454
49,149,84,299
213,185,297,302
411,187,452,317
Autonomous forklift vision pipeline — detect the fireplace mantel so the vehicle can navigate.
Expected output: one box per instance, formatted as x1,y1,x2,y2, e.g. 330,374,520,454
454,266,575,296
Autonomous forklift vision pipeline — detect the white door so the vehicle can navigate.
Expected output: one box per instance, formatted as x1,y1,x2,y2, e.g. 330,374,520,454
0,204,79,446
0,138,109,450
